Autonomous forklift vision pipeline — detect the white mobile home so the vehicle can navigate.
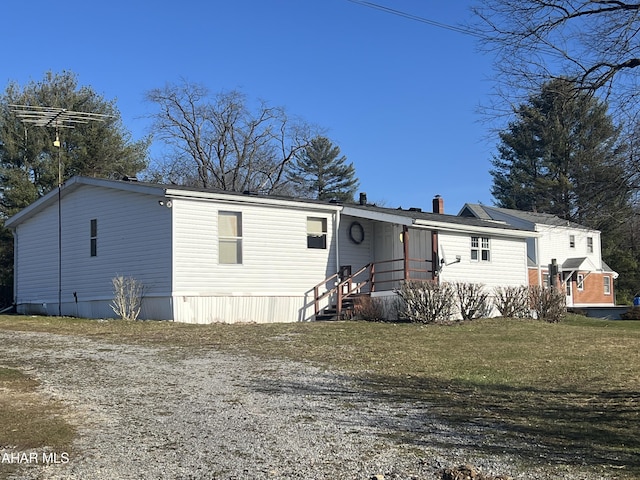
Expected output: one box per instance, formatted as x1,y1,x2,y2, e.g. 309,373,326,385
6,177,535,323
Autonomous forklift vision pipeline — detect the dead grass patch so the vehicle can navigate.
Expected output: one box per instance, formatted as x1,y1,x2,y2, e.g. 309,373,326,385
0,367,75,480
0,314,638,478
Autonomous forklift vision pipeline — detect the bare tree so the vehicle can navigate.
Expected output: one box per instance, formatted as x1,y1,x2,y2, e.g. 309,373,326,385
473,1,640,117
145,81,317,194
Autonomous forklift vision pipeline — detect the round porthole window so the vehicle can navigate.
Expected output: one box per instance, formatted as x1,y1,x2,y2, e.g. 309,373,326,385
348,221,365,244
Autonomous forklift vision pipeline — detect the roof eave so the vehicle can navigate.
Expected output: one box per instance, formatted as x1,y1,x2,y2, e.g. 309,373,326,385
5,176,167,228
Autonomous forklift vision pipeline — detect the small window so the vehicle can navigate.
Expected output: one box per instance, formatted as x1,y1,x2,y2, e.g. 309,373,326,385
604,276,611,295
471,236,490,262
219,211,242,264
569,235,575,248
542,273,550,288
90,219,97,257
577,274,584,291
307,217,327,249
587,237,593,253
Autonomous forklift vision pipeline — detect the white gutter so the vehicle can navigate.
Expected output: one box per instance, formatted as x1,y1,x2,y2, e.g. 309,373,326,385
412,219,538,239
166,189,342,212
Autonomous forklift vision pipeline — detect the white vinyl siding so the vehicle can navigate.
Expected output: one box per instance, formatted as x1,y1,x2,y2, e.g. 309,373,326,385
439,231,527,288
13,184,172,317
338,216,374,273
172,197,337,298
535,225,602,269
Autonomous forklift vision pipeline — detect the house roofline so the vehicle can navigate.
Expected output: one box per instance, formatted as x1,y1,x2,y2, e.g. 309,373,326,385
5,176,343,229
343,205,538,238
164,188,342,212
460,203,600,233
5,176,167,229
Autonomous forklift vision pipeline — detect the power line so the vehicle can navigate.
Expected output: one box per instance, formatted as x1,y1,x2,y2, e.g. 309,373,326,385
346,0,485,38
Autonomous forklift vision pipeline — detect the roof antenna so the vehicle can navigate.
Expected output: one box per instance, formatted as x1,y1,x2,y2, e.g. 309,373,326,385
10,105,112,185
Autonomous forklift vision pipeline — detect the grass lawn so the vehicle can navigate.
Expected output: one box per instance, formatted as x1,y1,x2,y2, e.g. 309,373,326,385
0,314,638,478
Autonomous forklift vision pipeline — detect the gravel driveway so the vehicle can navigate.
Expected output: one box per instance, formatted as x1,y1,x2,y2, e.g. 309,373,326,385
0,330,605,480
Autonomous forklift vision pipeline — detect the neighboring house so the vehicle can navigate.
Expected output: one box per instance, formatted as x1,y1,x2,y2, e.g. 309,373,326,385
459,204,618,307
6,176,535,323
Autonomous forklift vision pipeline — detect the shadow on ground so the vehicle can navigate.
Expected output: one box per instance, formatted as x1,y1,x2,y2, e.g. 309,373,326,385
249,371,639,477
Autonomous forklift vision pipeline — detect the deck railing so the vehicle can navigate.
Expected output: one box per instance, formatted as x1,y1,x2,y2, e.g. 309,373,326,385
313,258,434,318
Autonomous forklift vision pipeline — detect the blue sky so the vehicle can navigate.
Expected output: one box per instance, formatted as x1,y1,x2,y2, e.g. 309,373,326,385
3,0,496,214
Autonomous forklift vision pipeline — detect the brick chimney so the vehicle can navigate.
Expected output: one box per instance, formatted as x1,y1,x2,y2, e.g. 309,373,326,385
432,195,444,214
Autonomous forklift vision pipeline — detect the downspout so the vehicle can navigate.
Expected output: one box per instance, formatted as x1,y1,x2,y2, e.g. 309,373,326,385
402,225,409,282
12,229,17,309
335,209,340,274
536,237,542,286
431,230,439,281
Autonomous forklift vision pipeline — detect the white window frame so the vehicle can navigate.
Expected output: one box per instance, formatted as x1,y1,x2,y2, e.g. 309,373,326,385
307,217,327,249
218,211,243,264
587,237,593,253
471,236,490,262
577,273,584,291
604,276,611,295
569,234,575,248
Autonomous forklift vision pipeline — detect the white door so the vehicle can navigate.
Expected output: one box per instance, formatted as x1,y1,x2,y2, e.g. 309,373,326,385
564,273,574,307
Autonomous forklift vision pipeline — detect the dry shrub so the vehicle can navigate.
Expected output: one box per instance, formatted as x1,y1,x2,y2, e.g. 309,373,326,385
396,280,455,324
493,285,530,318
621,306,640,320
529,285,566,322
352,296,387,322
111,276,144,321
454,282,492,320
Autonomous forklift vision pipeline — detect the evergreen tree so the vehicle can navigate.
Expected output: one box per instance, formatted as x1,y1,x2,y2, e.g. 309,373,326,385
287,136,359,202
0,71,150,298
491,78,631,229
491,78,636,298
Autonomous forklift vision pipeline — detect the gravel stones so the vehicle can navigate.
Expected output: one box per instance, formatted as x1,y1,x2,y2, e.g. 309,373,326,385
0,331,606,480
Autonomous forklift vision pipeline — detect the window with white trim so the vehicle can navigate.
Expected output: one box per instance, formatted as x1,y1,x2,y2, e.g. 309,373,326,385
471,236,490,262
569,234,575,248
219,211,242,264
604,276,611,295
577,274,584,291
307,217,327,249
587,237,593,253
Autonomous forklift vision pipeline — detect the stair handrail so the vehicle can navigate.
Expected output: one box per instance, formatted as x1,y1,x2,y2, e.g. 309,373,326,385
335,263,372,315
313,272,340,316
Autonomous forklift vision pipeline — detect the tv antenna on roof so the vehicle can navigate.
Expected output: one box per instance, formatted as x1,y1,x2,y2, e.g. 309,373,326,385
10,105,112,185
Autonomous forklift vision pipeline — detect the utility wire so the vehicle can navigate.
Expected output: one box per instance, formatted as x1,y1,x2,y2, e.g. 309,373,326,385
346,0,485,38
346,0,564,59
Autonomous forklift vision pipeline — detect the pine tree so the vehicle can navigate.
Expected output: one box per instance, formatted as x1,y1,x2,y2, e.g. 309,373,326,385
0,71,150,299
287,136,359,202
491,78,636,298
491,78,630,229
